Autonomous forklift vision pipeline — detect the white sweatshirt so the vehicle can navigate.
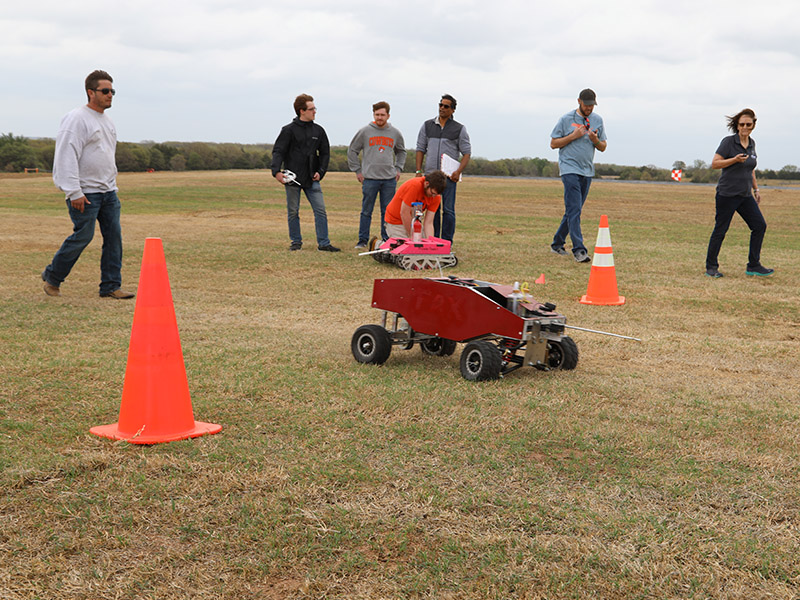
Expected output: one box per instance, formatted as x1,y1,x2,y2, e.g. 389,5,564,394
52,105,118,201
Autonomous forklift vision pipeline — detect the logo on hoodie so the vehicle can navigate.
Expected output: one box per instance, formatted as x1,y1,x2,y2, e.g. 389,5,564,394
369,136,395,149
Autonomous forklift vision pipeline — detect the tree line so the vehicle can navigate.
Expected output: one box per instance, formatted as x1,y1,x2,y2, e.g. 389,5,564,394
2,132,799,182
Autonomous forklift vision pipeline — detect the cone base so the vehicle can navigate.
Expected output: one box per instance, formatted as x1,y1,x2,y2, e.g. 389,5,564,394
580,295,626,306
89,421,222,445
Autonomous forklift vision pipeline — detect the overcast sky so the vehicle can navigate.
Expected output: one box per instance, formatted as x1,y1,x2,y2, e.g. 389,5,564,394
2,0,798,170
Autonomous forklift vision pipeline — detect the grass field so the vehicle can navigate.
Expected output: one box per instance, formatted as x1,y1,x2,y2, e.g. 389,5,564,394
1,170,799,599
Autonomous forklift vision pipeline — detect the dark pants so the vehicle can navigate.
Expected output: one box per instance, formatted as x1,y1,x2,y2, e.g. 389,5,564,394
358,178,396,243
43,191,123,294
433,179,457,242
705,192,767,270
552,173,592,255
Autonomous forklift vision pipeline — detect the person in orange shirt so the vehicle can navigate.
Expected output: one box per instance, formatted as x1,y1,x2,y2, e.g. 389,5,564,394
382,170,447,239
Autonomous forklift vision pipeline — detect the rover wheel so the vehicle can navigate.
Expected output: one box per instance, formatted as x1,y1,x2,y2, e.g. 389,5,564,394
546,336,578,370
460,341,502,381
351,325,392,365
420,337,457,357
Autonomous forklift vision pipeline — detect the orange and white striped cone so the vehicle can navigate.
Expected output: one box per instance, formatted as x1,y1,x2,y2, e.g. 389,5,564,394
580,215,625,306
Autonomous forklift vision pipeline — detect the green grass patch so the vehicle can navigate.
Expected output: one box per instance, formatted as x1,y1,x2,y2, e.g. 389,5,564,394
1,171,799,598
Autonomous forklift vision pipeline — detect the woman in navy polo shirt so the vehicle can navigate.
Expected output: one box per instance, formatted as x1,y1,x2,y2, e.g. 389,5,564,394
705,108,772,278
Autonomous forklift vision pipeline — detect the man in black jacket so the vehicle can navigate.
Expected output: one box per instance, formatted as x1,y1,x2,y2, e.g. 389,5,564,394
271,94,340,252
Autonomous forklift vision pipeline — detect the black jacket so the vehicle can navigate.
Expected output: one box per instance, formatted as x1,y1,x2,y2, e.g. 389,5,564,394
270,117,330,188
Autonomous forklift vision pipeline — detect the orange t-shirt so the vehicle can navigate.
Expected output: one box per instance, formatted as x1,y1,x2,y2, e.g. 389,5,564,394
384,177,441,225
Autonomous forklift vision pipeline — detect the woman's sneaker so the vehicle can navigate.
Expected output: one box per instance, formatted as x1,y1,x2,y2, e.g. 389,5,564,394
705,268,723,278
745,265,774,277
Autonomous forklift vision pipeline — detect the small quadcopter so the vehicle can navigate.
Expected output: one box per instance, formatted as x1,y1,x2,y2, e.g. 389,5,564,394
280,170,300,186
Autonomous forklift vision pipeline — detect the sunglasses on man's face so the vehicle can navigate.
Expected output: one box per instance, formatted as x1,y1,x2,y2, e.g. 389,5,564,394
439,103,453,109
94,88,116,96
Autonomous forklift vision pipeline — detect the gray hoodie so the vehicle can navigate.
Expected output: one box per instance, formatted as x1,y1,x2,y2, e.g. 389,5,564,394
347,121,406,180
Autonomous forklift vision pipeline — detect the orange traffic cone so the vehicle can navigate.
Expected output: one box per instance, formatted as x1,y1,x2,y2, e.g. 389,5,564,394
580,215,625,306
534,273,546,285
90,238,221,444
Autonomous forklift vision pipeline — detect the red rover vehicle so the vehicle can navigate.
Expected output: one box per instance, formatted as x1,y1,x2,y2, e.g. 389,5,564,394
351,276,578,381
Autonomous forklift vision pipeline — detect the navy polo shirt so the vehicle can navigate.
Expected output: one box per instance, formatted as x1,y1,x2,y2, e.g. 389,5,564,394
715,134,757,197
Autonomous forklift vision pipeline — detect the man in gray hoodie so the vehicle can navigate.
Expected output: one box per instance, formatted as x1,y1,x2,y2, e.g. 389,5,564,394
347,101,406,248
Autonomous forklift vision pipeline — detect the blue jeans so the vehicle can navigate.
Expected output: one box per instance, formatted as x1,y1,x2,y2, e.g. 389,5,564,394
433,179,457,242
552,174,592,254
358,178,396,243
706,192,767,270
286,181,330,247
44,191,123,294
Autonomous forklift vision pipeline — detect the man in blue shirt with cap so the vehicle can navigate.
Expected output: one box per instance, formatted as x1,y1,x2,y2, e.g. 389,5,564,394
549,89,607,263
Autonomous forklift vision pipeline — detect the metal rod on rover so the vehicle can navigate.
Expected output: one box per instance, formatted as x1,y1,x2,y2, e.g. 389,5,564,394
358,248,391,256
563,324,642,341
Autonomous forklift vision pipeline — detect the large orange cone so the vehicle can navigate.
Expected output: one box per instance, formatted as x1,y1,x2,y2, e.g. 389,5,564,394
90,238,221,444
580,215,625,306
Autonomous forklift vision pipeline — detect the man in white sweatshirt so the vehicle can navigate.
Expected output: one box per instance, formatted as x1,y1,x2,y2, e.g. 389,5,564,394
42,70,134,298
347,101,406,248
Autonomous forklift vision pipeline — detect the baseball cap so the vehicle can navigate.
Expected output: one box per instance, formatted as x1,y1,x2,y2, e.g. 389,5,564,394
579,89,597,105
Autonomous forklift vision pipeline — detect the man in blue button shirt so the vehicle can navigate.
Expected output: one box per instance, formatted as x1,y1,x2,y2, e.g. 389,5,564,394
549,89,607,263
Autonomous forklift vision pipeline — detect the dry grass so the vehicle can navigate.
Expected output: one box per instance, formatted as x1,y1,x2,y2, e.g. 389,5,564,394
1,170,799,599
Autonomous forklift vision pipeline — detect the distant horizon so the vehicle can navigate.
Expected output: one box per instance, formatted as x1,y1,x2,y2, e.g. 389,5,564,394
15,134,799,175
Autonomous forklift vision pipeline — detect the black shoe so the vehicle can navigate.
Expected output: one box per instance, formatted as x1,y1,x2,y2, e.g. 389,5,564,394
289,242,302,251
318,245,341,252
705,268,723,278
100,289,135,299
745,265,774,277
